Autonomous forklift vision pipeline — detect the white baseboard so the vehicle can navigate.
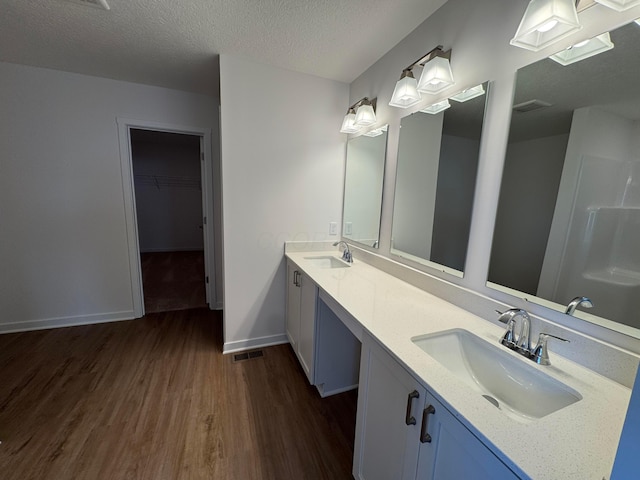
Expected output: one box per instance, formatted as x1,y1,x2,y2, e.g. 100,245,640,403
0,311,136,335
223,334,289,354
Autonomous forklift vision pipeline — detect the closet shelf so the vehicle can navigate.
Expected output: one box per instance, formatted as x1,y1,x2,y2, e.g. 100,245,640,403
134,174,201,190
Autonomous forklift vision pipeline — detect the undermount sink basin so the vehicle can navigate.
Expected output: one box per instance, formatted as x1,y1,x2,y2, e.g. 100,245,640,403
412,329,582,422
304,255,351,269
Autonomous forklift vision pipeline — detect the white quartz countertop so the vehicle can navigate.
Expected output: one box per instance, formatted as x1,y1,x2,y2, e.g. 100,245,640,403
286,250,631,480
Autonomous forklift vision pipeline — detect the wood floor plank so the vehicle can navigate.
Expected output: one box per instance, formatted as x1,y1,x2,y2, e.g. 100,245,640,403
0,309,357,479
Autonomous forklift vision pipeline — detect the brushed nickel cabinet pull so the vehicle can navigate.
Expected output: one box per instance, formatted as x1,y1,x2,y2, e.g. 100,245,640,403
420,405,436,443
405,390,419,426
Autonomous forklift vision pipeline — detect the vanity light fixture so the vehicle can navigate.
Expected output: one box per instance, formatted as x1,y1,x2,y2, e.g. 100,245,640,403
450,84,486,102
389,45,454,108
636,18,640,25
389,69,422,108
549,32,614,65
594,0,640,11
510,0,582,52
340,97,378,133
420,99,451,114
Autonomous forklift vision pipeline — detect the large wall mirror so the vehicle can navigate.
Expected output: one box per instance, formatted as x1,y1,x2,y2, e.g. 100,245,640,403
391,82,488,274
342,127,388,248
488,21,640,338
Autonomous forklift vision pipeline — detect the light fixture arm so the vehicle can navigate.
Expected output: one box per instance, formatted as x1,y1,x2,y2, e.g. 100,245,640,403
402,46,452,73
346,97,377,113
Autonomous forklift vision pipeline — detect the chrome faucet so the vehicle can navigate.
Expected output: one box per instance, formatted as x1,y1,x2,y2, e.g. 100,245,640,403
497,308,532,355
497,308,570,365
333,240,353,263
565,296,593,315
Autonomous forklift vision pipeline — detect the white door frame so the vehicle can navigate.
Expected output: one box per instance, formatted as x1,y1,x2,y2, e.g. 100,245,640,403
117,118,216,318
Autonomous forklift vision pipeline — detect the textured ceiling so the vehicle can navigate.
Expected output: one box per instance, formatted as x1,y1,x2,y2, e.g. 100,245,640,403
0,0,448,96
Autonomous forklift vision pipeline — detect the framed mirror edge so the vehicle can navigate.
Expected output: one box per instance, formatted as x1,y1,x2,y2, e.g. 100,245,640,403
390,247,465,279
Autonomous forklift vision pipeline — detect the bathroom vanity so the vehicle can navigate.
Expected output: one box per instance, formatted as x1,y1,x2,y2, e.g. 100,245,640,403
285,245,631,480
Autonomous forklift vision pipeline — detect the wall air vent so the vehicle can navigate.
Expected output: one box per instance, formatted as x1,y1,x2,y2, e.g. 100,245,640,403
65,0,110,10
513,99,553,113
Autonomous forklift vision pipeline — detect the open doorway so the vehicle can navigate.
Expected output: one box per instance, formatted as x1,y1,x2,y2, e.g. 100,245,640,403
130,129,206,313
118,119,218,318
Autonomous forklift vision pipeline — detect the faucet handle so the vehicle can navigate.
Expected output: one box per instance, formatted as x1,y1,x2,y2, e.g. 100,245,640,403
496,310,517,349
532,333,569,366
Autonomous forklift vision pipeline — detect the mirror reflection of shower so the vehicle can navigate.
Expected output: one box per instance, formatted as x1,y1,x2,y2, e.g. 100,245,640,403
488,20,640,333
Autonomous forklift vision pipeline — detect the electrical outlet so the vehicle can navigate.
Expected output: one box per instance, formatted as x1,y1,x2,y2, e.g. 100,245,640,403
329,222,338,235
344,222,353,235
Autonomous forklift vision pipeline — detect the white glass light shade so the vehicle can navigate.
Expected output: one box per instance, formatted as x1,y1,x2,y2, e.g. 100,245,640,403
636,18,640,25
595,0,640,11
510,0,582,52
420,99,451,115
389,72,422,108
450,84,486,102
549,32,614,65
354,103,377,127
417,56,455,95
340,110,361,134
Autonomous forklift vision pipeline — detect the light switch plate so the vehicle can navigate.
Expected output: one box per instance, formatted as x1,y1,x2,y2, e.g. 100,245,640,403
345,222,353,235
329,222,338,235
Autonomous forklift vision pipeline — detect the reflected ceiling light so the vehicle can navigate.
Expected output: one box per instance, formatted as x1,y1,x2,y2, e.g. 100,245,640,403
389,45,454,108
389,69,422,108
340,97,378,133
594,0,640,11
420,99,451,115
450,84,486,102
364,124,388,137
363,130,384,137
510,0,582,51
549,32,614,65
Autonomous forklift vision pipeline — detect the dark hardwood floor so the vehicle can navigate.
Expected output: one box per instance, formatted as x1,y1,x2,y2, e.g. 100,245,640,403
141,251,207,314
0,309,357,479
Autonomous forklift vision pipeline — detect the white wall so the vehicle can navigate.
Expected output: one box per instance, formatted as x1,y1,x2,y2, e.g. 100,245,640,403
131,133,203,253
219,55,348,352
0,61,218,332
